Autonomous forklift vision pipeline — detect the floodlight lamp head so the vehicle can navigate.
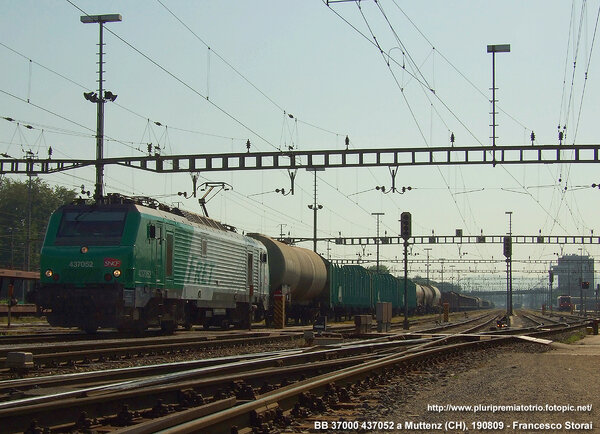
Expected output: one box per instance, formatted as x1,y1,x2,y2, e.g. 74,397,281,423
83,91,98,103
104,90,118,102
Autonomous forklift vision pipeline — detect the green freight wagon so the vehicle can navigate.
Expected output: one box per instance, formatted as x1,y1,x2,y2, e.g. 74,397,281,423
328,264,372,319
371,273,416,313
395,277,417,313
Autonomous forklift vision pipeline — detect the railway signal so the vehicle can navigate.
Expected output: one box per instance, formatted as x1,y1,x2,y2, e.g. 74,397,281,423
503,236,512,258
400,212,411,240
400,211,412,329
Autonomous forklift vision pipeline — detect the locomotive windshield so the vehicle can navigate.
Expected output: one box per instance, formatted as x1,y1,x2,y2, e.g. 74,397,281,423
55,209,127,244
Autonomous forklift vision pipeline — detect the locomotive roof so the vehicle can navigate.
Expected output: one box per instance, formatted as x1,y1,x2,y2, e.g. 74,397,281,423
67,194,236,233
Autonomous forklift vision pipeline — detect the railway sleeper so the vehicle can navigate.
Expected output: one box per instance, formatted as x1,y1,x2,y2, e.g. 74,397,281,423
177,388,205,408
250,402,279,427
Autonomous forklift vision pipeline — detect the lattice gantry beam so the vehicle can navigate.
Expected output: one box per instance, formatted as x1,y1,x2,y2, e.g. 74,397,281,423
0,143,598,174
280,234,600,245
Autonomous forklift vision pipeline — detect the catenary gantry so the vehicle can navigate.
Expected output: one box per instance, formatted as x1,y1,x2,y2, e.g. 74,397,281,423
1,142,599,175
278,234,600,246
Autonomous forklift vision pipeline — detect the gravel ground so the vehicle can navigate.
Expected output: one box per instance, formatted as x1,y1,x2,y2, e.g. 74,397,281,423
381,339,599,433
287,331,600,433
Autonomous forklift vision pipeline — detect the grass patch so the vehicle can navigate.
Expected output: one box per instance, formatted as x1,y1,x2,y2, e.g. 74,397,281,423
561,330,586,344
0,316,45,325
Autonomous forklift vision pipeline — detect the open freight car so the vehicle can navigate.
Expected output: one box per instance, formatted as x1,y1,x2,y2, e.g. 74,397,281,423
441,291,480,311
329,264,417,320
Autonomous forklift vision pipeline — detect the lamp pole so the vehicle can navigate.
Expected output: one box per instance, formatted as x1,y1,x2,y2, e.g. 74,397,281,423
487,44,510,165
81,13,122,202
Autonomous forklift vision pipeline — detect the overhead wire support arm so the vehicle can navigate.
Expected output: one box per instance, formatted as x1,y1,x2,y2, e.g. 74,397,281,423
0,143,599,175
278,234,600,246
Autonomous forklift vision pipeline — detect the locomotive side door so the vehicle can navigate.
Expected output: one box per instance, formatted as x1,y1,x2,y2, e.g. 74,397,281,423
151,222,164,288
164,225,175,290
247,252,254,302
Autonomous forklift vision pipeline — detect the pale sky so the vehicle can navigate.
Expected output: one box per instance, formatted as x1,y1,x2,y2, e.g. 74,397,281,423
1,1,599,291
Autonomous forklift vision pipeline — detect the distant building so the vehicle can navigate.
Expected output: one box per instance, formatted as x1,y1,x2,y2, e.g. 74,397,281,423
551,254,595,311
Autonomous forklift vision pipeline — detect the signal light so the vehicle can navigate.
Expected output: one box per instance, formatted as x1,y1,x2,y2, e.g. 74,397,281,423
45,269,53,278
104,273,112,281
400,212,411,240
113,269,121,278
503,236,512,258
53,273,60,281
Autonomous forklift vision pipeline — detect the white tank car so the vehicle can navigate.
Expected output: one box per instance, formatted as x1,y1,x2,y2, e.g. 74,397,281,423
415,283,441,311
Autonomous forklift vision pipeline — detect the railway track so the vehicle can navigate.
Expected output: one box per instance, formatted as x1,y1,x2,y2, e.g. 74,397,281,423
0,310,482,346
0,311,496,371
0,332,303,371
164,318,589,434
0,312,510,432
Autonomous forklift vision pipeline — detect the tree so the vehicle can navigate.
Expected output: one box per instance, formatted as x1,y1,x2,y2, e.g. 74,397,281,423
0,178,77,270
367,264,390,274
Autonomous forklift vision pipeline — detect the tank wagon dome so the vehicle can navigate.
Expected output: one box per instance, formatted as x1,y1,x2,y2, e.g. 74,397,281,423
247,234,327,303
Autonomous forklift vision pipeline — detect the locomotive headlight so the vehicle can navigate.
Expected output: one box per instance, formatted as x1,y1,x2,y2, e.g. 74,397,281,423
113,269,121,278
45,269,53,278
81,246,89,254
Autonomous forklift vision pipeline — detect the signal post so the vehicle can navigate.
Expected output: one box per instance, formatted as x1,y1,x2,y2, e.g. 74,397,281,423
400,212,411,330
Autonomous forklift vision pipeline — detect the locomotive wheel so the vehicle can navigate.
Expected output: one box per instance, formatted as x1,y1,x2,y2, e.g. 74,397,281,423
220,319,230,330
160,320,177,334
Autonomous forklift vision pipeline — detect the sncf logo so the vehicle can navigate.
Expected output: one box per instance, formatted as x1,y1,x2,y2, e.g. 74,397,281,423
104,258,122,267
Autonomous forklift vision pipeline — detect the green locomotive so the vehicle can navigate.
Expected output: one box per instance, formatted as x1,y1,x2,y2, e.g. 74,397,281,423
36,194,269,333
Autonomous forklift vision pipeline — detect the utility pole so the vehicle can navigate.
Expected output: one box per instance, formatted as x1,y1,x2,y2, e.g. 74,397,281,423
278,224,287,239
372,212,384,272
307,168,323,252
81,13,122,202
424,247,432,285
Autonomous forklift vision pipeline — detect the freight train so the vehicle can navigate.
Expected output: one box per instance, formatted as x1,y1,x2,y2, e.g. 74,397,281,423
32,195,452,333
441,291,493,311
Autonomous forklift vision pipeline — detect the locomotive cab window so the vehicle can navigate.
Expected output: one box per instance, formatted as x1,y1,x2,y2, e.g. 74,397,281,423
56,209,127,245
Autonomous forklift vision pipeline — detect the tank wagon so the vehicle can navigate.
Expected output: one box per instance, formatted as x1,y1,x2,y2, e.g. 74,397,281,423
34,195,269,333
415,283,441,313
247,233,328,324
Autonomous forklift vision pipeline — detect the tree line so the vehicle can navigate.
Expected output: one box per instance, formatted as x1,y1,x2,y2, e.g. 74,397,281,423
0,178,77,270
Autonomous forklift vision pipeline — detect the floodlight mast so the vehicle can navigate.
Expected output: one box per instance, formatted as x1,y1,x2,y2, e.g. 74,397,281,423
487,44,510,166
81,14,122,201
